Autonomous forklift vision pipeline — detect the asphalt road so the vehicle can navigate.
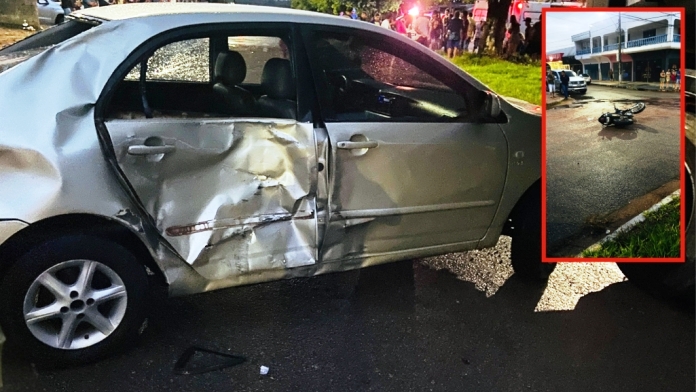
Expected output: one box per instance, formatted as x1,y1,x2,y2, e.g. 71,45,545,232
545,85,681,250
2,240,694,392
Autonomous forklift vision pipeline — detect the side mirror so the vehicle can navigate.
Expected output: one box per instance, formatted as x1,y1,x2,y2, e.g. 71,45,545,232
37,0,48,5
483,91,501,119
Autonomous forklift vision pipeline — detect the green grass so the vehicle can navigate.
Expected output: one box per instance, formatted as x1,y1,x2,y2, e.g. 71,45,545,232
582,197,681,258
449,53,542,105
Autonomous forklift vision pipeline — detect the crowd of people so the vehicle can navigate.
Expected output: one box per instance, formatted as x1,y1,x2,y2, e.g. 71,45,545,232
336,6,542,60
659,66,681,92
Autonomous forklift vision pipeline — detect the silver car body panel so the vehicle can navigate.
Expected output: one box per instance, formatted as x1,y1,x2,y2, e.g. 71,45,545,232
0,3,540,296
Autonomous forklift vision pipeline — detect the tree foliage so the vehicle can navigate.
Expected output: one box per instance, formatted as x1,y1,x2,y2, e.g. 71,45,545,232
292,0,401,14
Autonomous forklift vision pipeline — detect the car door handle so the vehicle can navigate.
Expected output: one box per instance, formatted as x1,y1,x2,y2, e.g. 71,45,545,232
127,145,176,155
337,141,378,150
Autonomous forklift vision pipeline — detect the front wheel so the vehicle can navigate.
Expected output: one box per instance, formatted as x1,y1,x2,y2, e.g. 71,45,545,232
0,235,149,366
629,102,646,114
510,186,556,281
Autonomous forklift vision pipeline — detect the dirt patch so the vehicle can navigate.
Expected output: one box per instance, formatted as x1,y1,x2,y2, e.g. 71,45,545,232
0,27,34,49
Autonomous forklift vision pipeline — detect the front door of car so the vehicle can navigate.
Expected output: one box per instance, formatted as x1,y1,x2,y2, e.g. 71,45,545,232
98,27,320,281
303,27,508,262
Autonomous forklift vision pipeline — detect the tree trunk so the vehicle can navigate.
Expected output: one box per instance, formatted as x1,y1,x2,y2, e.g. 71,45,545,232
0,0,40,29
486,0,512,56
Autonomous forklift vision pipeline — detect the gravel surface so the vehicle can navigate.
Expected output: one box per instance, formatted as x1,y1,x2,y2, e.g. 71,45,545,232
421,236,626,311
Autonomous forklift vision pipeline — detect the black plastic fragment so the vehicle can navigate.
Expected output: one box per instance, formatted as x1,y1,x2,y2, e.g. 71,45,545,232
174,346,246,375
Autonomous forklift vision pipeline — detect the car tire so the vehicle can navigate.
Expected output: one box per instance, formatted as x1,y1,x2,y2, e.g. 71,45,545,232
511,186,556,281
55,14,64,25
0,235,149,366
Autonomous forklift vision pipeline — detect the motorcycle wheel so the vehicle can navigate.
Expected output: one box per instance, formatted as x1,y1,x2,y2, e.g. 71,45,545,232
629,102,646,114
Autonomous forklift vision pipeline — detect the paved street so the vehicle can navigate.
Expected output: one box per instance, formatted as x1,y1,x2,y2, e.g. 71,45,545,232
545,85,681,253
2,243,694,392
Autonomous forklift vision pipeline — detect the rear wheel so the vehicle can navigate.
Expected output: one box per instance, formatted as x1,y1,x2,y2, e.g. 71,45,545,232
55,14,64,25
0,235,149,366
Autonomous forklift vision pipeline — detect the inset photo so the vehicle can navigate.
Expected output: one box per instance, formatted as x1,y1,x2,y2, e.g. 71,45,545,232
543,9,685,260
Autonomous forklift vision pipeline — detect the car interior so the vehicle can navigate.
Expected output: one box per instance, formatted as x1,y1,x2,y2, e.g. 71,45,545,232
104,33,297,121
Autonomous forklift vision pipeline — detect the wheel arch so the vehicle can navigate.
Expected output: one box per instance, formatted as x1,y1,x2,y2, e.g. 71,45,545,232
0,213,167,287
501,179,541,236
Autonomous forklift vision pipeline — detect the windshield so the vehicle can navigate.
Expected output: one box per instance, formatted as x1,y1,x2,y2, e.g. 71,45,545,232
0,19,96,74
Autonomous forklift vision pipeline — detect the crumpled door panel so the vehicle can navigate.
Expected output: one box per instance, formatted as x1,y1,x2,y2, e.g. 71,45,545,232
106,118,318,280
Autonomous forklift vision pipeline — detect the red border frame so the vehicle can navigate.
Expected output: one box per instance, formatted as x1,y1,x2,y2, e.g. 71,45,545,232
541,7,686,263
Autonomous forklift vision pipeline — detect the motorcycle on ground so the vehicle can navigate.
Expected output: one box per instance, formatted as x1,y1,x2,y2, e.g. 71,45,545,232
598,102,646,127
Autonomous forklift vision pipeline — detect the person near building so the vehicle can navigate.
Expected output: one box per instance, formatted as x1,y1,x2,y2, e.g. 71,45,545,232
381,12,392,29
560,70,570,99
675,68,681,92
659,69,667,91
670,68,677,90
445,11,464,58
547,69,556,97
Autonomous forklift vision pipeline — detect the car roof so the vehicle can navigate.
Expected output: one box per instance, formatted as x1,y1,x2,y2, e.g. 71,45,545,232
76,3,351,24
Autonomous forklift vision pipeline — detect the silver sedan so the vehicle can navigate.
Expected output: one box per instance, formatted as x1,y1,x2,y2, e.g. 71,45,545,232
0,3,544,366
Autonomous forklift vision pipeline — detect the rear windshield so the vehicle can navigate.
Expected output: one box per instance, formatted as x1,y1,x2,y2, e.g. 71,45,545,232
0,19,96,74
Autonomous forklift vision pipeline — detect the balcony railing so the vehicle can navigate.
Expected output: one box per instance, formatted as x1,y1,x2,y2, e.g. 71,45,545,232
602,42,625,51
583,33,677,56
626,34,668,48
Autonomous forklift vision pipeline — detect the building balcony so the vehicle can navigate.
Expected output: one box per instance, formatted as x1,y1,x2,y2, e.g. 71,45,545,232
592,46,602,53
626,34,668,48
577,48,591,55
602,42,625,51
674,34,680,42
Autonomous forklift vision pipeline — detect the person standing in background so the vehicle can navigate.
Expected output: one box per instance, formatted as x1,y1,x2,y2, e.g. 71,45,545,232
659,69,667,91
506,15,521,57
381,12,392,29
560,70,570,99
464,13,475,51
429,11,443,51
61,0,74,15
445,11,464,58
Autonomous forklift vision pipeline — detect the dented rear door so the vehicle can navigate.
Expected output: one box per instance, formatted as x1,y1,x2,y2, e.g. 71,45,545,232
104,118,318,280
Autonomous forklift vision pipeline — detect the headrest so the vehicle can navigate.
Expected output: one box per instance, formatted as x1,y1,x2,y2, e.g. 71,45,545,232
214,50,246,86
260,58,295,100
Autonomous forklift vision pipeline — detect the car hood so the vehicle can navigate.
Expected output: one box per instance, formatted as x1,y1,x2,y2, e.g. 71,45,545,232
501,96,541,116
569,76,584,82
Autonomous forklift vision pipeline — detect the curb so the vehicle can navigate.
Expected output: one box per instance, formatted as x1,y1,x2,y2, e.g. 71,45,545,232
580,189,681,256
591,82,678,93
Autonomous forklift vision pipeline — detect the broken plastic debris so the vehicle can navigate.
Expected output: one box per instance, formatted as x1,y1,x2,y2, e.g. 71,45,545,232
260,366,269,375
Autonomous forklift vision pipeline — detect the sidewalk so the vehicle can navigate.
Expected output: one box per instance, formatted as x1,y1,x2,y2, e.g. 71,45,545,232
591,80,681,93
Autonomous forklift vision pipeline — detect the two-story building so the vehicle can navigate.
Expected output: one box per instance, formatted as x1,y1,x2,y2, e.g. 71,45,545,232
571,12,680,82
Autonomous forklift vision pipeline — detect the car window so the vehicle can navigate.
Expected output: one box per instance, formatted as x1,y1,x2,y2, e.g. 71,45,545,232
125,38,210,82
228,36,289,84
107,31,296,120
308,30,468,122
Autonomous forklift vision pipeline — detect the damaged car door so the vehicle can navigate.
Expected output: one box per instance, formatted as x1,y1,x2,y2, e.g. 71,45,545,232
304,27,508,263
98,28,319,281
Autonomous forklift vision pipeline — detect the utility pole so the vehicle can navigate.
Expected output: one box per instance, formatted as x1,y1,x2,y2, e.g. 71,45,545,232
617,12,622,82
